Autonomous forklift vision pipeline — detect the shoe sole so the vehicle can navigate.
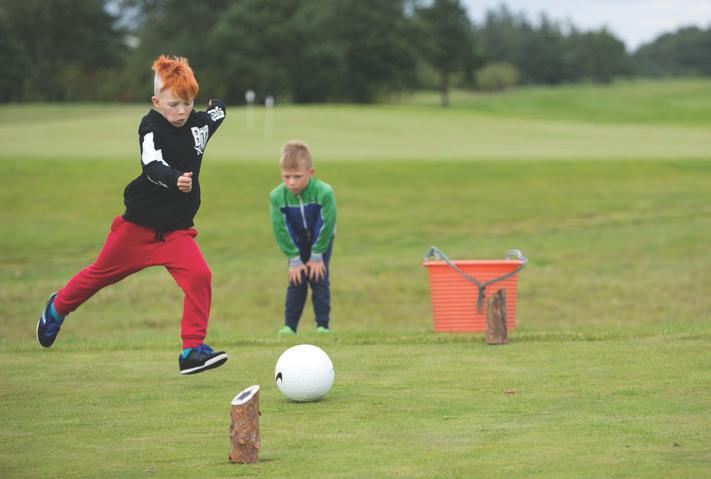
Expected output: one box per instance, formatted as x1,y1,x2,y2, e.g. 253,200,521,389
36,292,59,348
180,353,229,375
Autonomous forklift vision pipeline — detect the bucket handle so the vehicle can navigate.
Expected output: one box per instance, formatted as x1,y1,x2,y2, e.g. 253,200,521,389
424,247,528,313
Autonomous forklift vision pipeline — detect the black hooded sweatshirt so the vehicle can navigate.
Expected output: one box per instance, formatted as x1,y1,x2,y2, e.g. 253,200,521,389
123,99,226,234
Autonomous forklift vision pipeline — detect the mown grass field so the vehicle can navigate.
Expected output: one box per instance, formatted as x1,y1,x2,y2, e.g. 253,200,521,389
1,79,710,478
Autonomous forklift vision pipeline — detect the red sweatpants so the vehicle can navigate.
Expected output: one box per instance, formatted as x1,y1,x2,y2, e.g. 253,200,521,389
53,216,212,349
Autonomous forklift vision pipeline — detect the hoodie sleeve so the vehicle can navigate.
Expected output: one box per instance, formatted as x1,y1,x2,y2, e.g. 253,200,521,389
201,99,227,139
270,189,302,264
139,129,182,191
311,185,336,257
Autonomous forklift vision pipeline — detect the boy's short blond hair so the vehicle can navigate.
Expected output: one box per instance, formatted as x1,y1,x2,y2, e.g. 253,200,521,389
280,140,312,170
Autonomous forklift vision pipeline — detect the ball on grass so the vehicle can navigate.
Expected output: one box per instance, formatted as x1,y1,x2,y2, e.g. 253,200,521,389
274,344,334,402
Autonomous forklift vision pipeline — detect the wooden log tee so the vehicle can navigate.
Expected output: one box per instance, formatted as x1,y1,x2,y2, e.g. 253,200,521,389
229,385,260,464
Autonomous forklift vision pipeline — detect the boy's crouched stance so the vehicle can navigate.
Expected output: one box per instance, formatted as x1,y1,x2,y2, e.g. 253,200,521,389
36,55,228,375
270,140,337,335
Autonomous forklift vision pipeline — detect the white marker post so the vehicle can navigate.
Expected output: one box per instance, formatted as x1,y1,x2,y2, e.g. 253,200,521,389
245,89,256,131
264,95,274,138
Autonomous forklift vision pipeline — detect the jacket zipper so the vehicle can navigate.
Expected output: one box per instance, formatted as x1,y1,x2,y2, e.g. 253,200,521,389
297,194,311,242
297,194,308,229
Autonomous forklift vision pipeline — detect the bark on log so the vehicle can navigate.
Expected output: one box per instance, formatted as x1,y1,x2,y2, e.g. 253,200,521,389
229,385,260,464
486,289,508,345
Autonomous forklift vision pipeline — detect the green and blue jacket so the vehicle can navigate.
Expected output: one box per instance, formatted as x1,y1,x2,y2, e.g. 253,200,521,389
270,178,336,266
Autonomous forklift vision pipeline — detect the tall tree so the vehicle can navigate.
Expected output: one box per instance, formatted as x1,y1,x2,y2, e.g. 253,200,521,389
567,29,629,83
121,0,232,102
0,0,125,101
417,0,473,107
0,11,28,102
327,0,417,102
476,5,528,67
517,14,566,84
205,0,300,103
206,0,416,103
633,26,711,77
286,1,347,103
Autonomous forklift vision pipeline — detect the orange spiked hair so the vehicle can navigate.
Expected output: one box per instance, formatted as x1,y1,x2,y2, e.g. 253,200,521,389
152,55,199,101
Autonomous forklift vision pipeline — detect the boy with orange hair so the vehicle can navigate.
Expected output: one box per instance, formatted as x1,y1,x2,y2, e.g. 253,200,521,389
36,55,229,375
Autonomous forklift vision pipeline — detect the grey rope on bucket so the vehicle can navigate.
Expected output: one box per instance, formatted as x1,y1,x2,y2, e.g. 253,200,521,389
424,247,528,312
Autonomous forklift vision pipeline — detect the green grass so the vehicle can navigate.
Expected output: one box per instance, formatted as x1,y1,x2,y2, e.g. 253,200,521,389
1,79,710,478
2,79,710,162
399,78,711,126
2,339,708,478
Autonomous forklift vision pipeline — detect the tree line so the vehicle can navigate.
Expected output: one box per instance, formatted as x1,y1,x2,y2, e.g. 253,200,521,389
1,0,710,105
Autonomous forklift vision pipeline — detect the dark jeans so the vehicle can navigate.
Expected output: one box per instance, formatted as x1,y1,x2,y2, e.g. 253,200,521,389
284,241,333,331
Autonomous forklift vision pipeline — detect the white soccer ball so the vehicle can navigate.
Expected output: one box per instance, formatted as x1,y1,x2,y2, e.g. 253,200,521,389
274,344,334,402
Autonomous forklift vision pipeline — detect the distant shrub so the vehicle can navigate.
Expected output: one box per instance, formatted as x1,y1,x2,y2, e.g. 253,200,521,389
475,62,520,91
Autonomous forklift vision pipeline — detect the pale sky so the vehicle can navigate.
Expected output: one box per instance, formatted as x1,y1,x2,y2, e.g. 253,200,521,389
462,0,711,51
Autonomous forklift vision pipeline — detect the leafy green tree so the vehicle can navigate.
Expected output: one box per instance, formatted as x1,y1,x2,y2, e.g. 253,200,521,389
0,12,28,102
517,15,566,84
119,0,231,102
475,6,529,76
416,0,473,106
0,0,125,101
476,8,568,85
327,0,417,102
475,6,628,86
284,0,347,103
204,0,300,103
566,29,629,83
633,26,711,77
206,0,416,103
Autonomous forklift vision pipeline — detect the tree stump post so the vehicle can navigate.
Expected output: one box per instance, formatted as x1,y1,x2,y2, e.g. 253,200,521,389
486,289,508,345
229,385,260,464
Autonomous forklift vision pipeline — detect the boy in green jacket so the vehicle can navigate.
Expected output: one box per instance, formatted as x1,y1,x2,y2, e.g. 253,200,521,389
269,140,336,335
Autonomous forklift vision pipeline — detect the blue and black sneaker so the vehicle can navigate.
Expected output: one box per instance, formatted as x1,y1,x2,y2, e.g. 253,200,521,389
179,344,228,375
36,292,62,348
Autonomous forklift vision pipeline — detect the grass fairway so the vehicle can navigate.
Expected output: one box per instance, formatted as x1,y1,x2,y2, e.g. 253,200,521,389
1,79,710,478
2,339,708,478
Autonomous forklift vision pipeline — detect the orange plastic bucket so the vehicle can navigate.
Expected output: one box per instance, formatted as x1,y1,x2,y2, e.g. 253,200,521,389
423,248,527,333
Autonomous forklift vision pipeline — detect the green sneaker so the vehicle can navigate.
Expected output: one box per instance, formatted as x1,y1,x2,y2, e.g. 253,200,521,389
316,326,331,335
278,325,296,336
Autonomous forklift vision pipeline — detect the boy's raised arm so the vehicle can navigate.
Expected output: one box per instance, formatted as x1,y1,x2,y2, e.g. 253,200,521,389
204,98,227,134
